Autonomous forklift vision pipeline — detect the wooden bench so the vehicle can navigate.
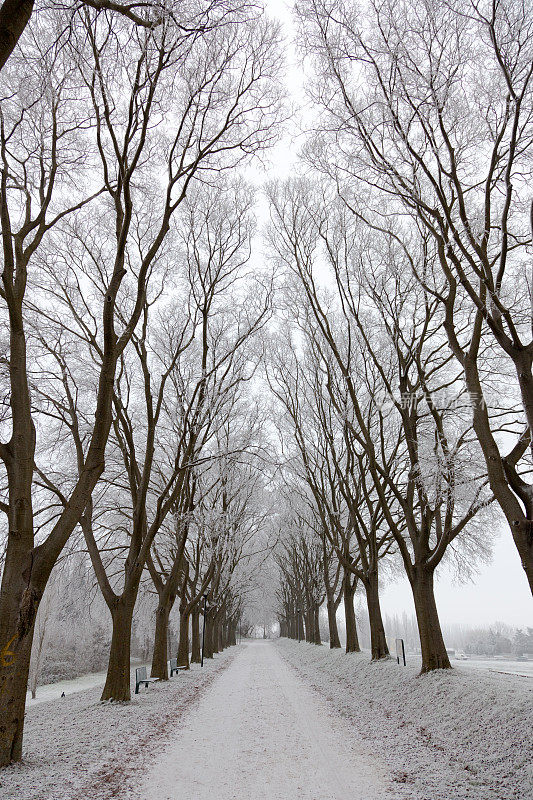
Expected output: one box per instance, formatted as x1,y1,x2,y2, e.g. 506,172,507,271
135,666,158,694
168,657,187,677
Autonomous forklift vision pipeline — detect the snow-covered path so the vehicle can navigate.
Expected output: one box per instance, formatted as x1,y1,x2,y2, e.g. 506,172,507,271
137,640,392,800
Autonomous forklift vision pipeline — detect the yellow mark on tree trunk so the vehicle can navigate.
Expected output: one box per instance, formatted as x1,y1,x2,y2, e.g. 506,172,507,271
1,635,17,666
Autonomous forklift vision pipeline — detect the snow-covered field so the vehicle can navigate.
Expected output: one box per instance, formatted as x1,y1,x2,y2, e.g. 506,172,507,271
455,657,533,679
3,650,236,800
358,647,533,679
26,668,109,706
276,639,533,800
26,661,150,706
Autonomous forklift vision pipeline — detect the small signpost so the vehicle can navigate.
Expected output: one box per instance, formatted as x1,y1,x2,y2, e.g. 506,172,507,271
395,638,406,666
201,594,208,667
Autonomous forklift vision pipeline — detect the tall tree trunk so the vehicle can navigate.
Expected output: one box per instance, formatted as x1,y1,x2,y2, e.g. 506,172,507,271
363,570,389,660
304,610,312,642
326,596,341,648
308,609,315,643
0,592,35,766
0,317,37,765
212,620,220,653
314,604,322,645
0,0,35,73
101,598,135,701
410,567,451,672
322,541,340,647
191,608,201,663
203,617,214,659
344,572,360,653
177,608,190,669
290,611,298,639
509,521,533,594
151,601,170,680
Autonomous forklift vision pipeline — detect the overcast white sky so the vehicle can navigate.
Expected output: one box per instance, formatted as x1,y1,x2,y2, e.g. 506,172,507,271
383,531,533,629
259,0,533,630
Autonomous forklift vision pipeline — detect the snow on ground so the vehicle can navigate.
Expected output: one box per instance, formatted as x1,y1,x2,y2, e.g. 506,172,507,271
135,639,392,800
4,640,532,800
454,657,533,679
26,668,109,706
356,648,533,679
276,638,533,800
26,660,151,706
2,650,236,800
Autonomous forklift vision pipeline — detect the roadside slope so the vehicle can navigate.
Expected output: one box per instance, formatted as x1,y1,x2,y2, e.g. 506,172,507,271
275,638,533,800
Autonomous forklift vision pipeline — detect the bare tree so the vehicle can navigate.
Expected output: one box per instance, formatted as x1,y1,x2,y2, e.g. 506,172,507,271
274,510,324,645
268,330,392,658
200,419,271,657
0,3,281,762
144,180,272,678
0,0,236,72
268,180,493,671
0,25,113,765
296,0,533,593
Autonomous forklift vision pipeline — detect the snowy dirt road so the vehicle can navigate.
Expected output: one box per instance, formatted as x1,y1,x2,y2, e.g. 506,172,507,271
137,640,393,800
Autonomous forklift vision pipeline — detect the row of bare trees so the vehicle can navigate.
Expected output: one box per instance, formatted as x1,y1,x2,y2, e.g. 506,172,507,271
0,0,283,766
272,0,533,673
268,184,493,672
296,0,533,590
2,0,532,771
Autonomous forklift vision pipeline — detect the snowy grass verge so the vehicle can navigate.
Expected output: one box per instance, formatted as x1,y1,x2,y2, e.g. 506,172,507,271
275,638,533,800
2,648,237,800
